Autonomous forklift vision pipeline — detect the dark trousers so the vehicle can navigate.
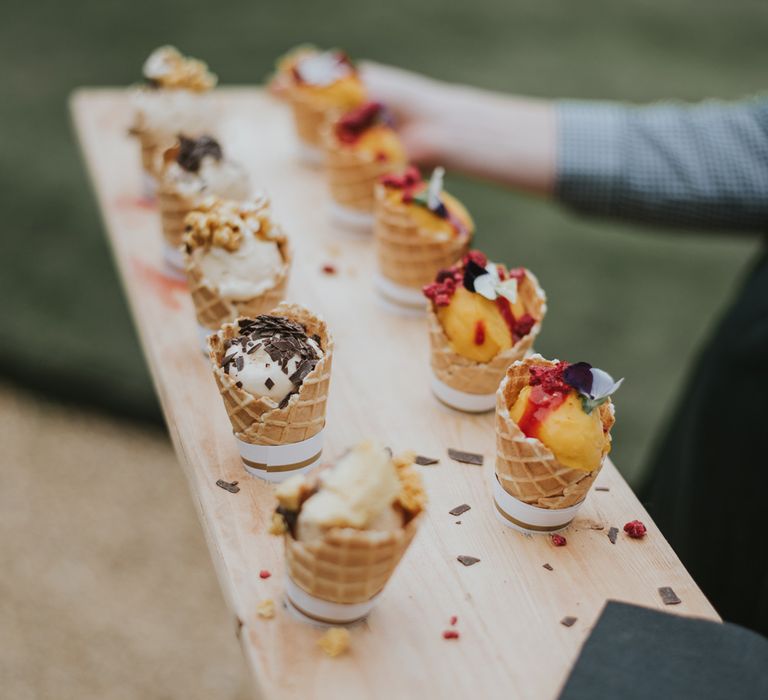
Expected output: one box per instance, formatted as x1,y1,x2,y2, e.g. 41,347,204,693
641,247,768,637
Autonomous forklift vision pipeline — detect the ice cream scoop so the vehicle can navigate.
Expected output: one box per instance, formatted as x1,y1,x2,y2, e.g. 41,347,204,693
510,385,609,472
222,316,323,405
424,250,539,363
184,198,288,302
293,441,403,541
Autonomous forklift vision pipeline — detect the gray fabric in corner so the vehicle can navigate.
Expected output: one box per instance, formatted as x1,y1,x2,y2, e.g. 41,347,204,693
558,601,768,700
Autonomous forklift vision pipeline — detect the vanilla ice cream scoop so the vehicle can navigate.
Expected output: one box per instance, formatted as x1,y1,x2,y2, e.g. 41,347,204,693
294,442,402,541
184,197,288,302
222,316,323,405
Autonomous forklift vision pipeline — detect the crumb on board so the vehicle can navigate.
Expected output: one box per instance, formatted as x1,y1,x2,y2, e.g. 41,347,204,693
318,627,350,657
257,599,275,619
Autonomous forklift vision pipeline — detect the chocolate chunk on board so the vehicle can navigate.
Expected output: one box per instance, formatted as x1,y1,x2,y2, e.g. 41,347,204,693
414,455,439,466
457,555,480,567
543,563,554,571
595,486,610,492
560,616,578,627
216,479,240,494
607,527,619,544
658,586,682,605
447,448,483,466
449,504,471,517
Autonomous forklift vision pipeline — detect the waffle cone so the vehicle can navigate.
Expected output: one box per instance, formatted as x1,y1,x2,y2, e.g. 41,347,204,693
208,303,333,446
286,513,421,604
184,238,291,331
157,185,197,250
427,270,547,395
129,122,169,178
373,184,473,289
287,91,343,150
323,128,405,213
495,355,615,509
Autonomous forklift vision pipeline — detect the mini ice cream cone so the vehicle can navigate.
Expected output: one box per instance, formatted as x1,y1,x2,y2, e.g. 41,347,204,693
493,356,616,532
427,268,547,410
130,46,217,197
276,47,367,165
321,103,407,230
374,182,471,291
208,303,333,482
272,443,426,624
159,136,252,271
183,196,290,349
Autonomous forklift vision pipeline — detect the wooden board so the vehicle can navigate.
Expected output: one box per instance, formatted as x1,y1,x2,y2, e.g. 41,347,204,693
71,87,718,700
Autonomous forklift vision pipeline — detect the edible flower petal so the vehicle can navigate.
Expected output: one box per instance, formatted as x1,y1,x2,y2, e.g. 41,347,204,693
563,362,624,413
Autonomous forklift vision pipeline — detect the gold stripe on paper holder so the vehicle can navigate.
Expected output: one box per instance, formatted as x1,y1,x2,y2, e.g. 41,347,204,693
241,451,322,473
493,499,574,533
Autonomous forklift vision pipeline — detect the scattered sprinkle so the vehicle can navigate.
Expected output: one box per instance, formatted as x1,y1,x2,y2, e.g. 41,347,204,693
449,504,471,517
216,479,240,494
659,587,681,606
543,563,554,571
442,630,460,640
624,520,647,538
450,615,458,626
595,486,610,492
321,263,337,275
560,616,578,627
551,534,567,547
447,448,483,466
415,455,439,466
259,570,271,579
256,599,275,619
457,555,480,567
608,527,619,544
318,627,350,657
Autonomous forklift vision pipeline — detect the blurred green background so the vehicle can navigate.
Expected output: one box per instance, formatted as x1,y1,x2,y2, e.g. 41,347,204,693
1,0,764,485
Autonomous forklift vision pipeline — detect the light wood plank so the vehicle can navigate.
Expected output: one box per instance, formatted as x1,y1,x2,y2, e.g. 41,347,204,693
71,87,718,700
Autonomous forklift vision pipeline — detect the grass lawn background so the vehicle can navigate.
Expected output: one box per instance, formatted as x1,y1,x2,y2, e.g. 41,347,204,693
2,0,764,484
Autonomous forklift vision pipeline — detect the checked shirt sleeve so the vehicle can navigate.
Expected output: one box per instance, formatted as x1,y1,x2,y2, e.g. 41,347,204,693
556,98,768,232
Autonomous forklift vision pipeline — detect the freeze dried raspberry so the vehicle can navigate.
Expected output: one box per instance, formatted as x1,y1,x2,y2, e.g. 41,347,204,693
321,263,337,275
442,630,460,640
335,101,383,144
624,520,647,538
259,570,271,579
513,313,536,339
474,320,486,345
449,615,458,626
551,534,567,547
380,166,422,189
463,250,488,268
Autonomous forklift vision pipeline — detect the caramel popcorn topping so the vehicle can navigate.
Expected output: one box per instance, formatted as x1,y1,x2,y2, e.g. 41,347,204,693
256,599,276,619
143,45,217,92
393,452,427,516
318,627,350,657
183,197,273,253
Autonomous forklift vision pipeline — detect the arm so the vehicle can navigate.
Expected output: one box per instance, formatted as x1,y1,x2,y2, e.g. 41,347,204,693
362,61,768,231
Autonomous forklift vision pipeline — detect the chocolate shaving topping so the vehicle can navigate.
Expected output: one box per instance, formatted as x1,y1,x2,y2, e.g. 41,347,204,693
276,506,299,539
264,377,274,390
462,259,488,292
658,586,681,605
543,563,554,571
224,316,323,403
560,616,578,627
415,455,439,465
595,486,610,492
216,479,240,494
608,527,619,544
448,448,484,466
177,134,223,172
457,555,480,567
449,504,471,517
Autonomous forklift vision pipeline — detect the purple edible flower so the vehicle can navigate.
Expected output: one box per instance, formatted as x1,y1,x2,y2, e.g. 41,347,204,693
564,362,624,413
